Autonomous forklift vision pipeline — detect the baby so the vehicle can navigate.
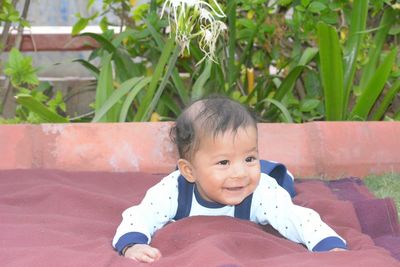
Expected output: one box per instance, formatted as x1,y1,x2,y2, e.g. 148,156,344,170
112,96,347,262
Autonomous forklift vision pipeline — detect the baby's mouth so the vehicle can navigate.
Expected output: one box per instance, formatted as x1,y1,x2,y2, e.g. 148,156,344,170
224,186,245,191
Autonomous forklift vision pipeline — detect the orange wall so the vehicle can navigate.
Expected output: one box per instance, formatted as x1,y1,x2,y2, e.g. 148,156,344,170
0,122,399,179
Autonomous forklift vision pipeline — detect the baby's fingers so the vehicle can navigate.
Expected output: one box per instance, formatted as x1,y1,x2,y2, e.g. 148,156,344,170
144,247,162,261
138,254,157,263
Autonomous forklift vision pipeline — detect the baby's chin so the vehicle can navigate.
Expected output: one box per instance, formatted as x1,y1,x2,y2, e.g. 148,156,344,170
219,196,249,206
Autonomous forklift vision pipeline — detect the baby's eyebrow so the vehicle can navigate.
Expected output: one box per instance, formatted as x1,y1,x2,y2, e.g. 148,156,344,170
245,147,258,153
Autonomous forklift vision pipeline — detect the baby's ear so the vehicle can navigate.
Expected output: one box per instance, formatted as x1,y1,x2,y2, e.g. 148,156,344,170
177,159,196,183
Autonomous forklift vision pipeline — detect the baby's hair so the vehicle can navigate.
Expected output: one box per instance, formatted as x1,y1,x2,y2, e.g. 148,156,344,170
170,95,258,160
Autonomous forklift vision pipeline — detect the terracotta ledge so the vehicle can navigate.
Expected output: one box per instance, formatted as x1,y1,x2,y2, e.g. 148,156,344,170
6,34,98,51
2,26,127,51
0,122,399,179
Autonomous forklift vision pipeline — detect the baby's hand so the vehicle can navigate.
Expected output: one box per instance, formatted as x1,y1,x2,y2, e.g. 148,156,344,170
124,244,162,263
330,248,347,252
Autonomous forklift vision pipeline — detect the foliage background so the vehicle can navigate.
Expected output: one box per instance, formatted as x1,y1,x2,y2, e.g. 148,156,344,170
1,0,399,123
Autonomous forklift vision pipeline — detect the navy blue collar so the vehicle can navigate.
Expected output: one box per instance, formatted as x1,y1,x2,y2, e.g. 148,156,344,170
194,185,227,209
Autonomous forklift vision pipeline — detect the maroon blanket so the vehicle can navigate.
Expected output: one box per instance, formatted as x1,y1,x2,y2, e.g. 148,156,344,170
0,170,399,267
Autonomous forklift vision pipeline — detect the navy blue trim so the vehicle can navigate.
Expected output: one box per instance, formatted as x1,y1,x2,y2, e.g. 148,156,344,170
194,185,226,208
234,193,253,220
114,232,148,255
260,160,296,198
173,175,194,220
312,236,348,252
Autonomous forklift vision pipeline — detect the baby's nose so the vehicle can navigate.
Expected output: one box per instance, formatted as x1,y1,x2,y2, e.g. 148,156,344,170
231,163,247,178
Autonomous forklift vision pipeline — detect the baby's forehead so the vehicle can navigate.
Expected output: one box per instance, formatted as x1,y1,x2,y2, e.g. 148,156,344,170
195,125,258,145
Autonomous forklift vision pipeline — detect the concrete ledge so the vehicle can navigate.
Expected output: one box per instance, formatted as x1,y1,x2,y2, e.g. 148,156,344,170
0,122,399,179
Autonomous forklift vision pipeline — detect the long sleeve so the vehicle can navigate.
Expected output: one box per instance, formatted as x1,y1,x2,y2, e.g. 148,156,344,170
252,174,347,251
112,171,180,254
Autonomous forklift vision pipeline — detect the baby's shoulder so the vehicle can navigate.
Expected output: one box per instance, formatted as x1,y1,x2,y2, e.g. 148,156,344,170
159,170,181,185
258,173,280,187
148,170,180,192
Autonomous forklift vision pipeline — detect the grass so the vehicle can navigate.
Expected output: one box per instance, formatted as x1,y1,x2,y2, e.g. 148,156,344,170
364,173,400,218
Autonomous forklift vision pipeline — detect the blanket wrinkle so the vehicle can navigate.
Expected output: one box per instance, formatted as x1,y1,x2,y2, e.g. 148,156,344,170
0,170,399,267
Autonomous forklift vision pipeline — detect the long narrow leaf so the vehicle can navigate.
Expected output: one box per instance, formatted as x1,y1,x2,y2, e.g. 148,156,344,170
111,29,150,47
146,19,189,104
371,79,400,121
259,98,293,123
139,45,181,121
15,94,69,123
92,77,144,122
114,49,141,81
298,47,318,66
351,48,397,120
134,38,176,121
192,60,212,100
159,94,181,117
274,66,306,101
81,32,139,81
80,32,116,53
95,53,114,122
145,19,164,50
342,0,368,108
119,77,152,122
227,0,237,91
317,22,344,120
359,8,395,90
73,59,99,79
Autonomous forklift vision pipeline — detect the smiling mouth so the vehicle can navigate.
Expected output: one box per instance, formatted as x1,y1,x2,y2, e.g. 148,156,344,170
224,186,245,191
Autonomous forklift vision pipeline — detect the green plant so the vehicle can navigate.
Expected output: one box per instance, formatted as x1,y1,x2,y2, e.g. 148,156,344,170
70,0,400,123
2,48,68,123
317,3,399,120
0,0,32,116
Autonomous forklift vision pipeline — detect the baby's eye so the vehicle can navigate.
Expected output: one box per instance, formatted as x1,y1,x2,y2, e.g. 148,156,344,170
217,160,229,165
245,156,257,163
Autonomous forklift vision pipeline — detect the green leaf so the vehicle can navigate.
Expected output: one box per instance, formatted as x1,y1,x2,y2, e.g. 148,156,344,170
371,79,400,121
94,53,114,122
192,60,212,101
389,24,400,35
118,77,152,122
87,0,96,10
317,22,344,120
278,0,293,6
308,2,327,13
300,99,321,112
99,17,109,32
301,0,311,7
73,59,100,79
5,48,39,87
298,47,318,66
342,0,368,112
227,0,237,91
134,38,177,121
359,8,395,91
259,98,293,123
92,77,148,122
15,94,68,123
79,32,116,52
137,43,181,121
72,18,89,35
145,19,189,104
274,66,306,101
351,48,398,120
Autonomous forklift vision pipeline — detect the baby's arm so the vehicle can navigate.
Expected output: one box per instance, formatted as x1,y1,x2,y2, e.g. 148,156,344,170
112,172,179,259
254,175,347,252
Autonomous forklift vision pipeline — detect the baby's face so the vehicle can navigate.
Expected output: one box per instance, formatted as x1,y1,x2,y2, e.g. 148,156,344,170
190,126,260,205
